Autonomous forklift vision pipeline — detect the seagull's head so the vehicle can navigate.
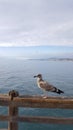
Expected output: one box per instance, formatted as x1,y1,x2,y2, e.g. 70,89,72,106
34,74,42,79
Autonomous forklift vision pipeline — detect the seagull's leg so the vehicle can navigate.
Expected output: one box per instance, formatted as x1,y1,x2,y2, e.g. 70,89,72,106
41,91,49,98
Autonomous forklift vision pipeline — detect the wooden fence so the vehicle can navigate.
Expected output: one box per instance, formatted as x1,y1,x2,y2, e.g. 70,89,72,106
0,90,73,130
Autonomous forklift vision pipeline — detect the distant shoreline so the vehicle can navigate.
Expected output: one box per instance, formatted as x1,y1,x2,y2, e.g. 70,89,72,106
28,58,73,61
0,57,73,61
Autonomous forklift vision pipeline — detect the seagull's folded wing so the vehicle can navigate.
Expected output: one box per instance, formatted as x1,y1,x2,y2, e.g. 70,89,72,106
39,81,55,91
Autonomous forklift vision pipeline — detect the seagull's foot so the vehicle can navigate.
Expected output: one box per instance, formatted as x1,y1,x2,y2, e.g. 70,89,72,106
40,94,48,99
43,96,48,99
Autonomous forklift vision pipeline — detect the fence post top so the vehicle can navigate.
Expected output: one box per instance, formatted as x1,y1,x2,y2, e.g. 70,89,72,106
9,90,19,100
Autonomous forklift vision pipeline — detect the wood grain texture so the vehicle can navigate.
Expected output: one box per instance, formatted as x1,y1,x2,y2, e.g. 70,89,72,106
0,94,73,109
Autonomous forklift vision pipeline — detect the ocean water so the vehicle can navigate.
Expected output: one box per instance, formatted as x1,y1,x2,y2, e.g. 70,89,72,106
0,57,73,130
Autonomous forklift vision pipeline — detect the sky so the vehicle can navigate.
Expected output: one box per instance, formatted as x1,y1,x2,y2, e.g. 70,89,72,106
0,46,73,58
0,0,73,58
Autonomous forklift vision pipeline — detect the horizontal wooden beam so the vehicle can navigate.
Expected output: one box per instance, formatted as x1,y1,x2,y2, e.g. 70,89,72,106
0,115,9,121
3,96,73,109
0,94,10,106
14,96,73,109
17,116,73,124
0,95,73,109
0,115,73,125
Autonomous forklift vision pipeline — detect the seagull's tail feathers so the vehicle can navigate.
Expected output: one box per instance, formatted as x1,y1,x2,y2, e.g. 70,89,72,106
52,87,64,94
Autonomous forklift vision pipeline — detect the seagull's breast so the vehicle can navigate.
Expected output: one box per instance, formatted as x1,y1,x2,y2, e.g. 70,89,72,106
37,83,42,89
37,80,47,89
37,78,42,88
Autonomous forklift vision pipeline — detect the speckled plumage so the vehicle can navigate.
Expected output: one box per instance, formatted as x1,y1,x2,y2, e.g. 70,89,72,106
34,74,64,94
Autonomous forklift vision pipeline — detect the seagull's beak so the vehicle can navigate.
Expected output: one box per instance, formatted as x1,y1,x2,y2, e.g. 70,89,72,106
34,75,37,78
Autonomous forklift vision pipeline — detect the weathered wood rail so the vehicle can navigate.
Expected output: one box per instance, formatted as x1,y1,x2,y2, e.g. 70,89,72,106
0,90,73,130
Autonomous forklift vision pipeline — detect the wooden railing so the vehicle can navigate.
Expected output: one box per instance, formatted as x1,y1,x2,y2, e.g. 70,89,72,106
0,90,73,130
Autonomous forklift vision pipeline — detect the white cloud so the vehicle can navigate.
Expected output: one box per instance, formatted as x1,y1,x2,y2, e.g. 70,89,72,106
0,0,73,47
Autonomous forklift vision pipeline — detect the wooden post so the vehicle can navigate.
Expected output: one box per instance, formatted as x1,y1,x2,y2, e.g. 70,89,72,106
8,90,19,130
8,106,18,130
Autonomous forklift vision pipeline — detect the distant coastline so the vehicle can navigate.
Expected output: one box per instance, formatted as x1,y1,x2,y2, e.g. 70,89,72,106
28,58,73,61
1,56,73,62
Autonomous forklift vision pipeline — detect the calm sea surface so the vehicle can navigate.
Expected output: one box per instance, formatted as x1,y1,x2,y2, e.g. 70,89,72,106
0,57,73,130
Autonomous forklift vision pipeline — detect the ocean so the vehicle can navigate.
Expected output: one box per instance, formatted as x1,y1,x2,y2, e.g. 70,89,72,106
0,57,73,130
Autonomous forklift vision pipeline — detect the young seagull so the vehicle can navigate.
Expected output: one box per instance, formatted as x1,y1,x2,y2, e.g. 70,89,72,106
34,74,64,95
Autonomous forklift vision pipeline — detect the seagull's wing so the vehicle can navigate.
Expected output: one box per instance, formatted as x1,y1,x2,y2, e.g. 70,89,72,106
39,80,64,94
39,81,55,92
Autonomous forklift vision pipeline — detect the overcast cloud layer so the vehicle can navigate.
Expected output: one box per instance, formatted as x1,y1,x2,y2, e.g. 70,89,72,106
0,0,73,47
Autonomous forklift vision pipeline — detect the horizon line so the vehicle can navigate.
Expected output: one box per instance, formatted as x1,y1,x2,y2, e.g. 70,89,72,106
0,45,73,48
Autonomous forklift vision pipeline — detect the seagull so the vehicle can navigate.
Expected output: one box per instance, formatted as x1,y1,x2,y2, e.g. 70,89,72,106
34,74,64,95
